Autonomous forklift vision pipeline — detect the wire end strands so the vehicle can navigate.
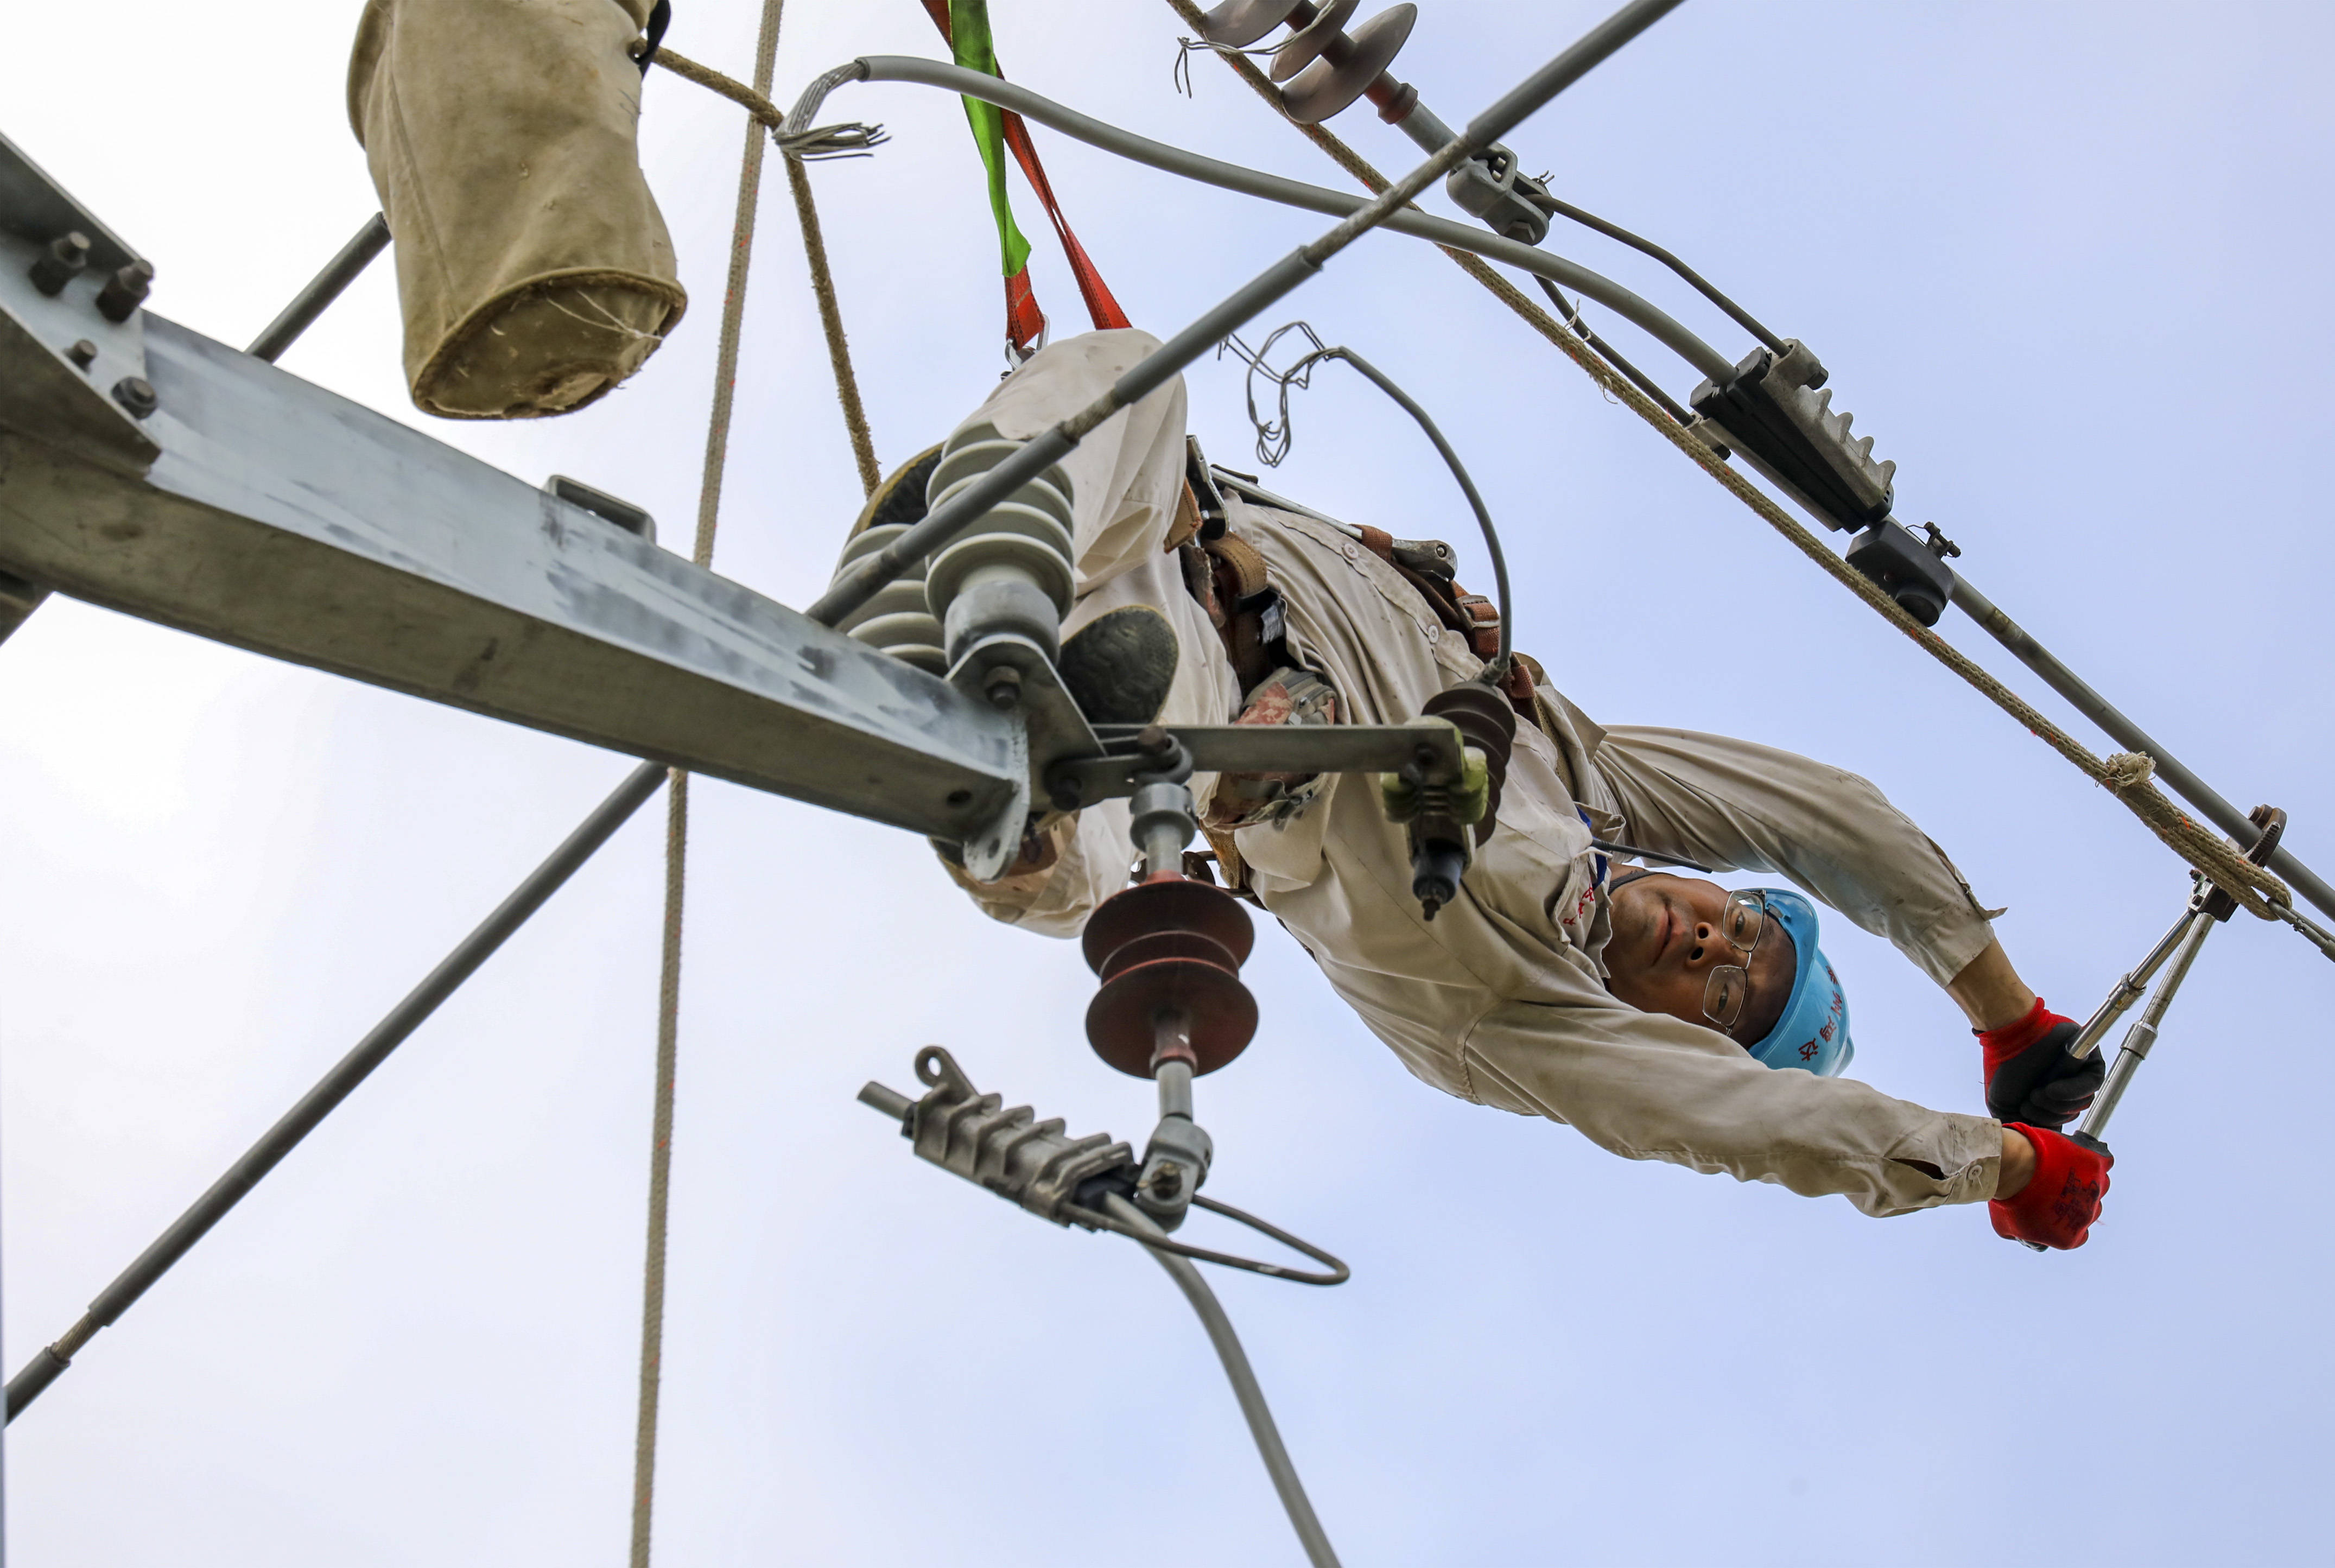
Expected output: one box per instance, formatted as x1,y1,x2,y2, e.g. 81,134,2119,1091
1195,0,1420,125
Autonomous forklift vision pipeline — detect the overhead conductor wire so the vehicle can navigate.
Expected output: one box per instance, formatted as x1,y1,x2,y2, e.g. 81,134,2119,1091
1160,0,2319,945
805,0,1692,634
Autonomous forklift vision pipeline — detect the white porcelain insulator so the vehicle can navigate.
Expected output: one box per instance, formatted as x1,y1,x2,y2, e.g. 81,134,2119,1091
921,432,1077,661
829,523,946,674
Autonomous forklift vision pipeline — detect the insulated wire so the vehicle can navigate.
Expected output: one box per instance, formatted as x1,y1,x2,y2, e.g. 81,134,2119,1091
1063,1191,1351,1285
788,56,1736,380
1103,1194,1343,1568
1532,275,1696,426
1533,190,1786,354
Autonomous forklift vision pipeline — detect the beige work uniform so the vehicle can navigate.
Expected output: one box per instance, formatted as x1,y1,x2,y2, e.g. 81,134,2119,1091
941,331,2006,1218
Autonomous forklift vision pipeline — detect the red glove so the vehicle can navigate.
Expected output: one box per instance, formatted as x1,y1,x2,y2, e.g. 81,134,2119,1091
1979,998,2104,1129
1990,1124,2113,1250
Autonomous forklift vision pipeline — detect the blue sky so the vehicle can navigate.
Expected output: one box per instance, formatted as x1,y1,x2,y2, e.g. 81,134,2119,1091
7,2,2333,1563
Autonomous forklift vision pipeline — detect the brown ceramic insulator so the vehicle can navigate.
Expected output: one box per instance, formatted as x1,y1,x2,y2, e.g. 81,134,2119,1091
1081,878,1256,974
1081,878,1258,1077
1422,683,1517,845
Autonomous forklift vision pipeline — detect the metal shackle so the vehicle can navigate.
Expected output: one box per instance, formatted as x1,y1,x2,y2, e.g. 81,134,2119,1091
921,422,1078,668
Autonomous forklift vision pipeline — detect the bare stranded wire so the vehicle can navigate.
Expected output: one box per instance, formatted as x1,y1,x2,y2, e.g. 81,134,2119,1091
1158,0,2326,950
802,0,1693,650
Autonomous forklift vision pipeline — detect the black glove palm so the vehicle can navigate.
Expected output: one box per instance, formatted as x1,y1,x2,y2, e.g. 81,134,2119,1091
1984,1014,2104,1128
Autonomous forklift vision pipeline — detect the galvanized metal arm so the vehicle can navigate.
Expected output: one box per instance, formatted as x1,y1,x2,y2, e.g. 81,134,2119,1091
0,221,1028,852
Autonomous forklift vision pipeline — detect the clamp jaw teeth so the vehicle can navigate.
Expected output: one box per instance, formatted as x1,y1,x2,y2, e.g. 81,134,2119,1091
1689,340,1896,532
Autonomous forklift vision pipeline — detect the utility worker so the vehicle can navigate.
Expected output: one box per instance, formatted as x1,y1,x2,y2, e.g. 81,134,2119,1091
845,329,2113,1250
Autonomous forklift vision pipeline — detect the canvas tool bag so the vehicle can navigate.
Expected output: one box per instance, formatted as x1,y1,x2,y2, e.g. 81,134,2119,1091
347,0,686,418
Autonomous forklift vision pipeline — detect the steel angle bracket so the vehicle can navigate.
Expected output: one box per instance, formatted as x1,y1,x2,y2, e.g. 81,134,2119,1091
0,134,1024,846
0,133,158,483
1045,718,1465,810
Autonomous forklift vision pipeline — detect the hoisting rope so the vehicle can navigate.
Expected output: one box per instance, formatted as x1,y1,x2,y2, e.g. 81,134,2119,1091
916,0,1132,354
635,6,867,1565
650,46,885,493
785,156,883,494
630,30,888,1564
1163,0,2320,948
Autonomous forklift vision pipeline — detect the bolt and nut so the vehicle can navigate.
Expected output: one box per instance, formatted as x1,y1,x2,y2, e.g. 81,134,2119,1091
96,260,154,323
111,377,157,418
29,231,91,296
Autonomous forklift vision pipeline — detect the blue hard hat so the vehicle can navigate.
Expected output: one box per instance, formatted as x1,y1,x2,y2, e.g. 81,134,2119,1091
1742,888,1854,1077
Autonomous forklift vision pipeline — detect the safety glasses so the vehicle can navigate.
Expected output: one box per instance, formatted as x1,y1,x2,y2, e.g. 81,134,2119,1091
1702,890,1771,1036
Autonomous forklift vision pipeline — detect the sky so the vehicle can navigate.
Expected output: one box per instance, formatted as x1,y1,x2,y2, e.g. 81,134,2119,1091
6,1,2334,1564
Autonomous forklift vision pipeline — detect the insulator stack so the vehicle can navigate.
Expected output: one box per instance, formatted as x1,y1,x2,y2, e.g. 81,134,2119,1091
922,422,1078,668
1081,877,1258,1077
832,445,947,672
1422,683,1515,845
1196,0,1420,126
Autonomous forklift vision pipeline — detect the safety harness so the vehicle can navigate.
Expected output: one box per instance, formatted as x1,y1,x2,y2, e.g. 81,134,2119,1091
1176,439,1560,895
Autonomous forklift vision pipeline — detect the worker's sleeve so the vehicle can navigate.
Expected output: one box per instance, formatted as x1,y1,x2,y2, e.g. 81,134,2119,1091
1293,782,2004,1216
933,330,1236,938
1456,993,2004,1215
1589,725,1998,988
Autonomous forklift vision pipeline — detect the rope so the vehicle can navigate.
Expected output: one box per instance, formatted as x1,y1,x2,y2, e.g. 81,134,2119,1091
1165,0,2300,932
654,46,883,497
786,156,883,496
631,8,788,1566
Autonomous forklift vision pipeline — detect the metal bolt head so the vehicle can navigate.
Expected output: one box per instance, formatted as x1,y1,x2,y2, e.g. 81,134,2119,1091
28,231,91,296
96,260,154,323
66,339,97,371
111,377,157,419
982,664,1023,711
1149,1161,1184,1199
